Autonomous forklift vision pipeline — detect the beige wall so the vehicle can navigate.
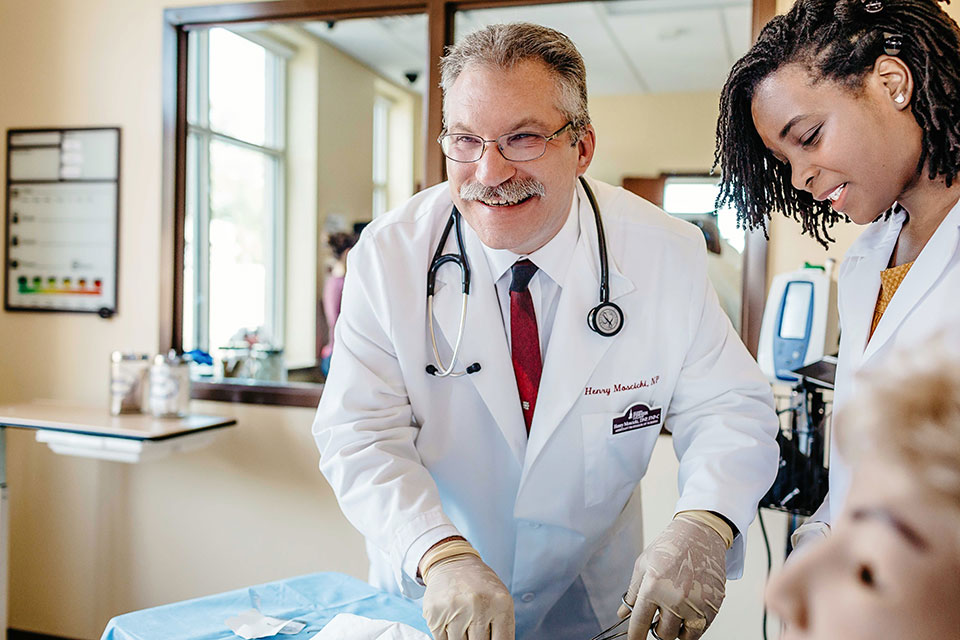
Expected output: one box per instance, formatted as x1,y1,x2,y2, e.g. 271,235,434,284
283,25,321,368
0,1,368,638
589,90,719,184
317,40,377,231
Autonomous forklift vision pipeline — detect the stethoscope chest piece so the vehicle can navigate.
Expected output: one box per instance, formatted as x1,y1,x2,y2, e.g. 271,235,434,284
588,301,624,337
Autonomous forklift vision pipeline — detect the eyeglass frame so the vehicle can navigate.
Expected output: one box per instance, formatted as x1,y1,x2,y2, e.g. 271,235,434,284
437,121,576,163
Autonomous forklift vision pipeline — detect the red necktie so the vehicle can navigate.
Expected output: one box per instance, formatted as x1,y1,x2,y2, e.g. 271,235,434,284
510,259,542,434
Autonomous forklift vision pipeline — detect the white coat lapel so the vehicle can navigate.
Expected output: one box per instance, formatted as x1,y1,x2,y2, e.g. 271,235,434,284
839,218,902,370
431,217,528,464
523,186,635,471
864,202,960,362
840,257,885,369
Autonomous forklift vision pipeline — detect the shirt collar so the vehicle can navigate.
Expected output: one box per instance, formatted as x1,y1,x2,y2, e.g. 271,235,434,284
480,189,581,286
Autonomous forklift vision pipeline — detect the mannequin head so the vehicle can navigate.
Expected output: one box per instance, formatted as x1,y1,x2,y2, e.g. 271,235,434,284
766,334,960,639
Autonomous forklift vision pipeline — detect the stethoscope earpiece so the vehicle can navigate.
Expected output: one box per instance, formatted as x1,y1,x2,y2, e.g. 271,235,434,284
426,362,481,376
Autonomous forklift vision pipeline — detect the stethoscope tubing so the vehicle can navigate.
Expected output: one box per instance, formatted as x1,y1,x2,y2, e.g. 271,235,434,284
427,206,472,377
427,291,470,377
581,176,610,304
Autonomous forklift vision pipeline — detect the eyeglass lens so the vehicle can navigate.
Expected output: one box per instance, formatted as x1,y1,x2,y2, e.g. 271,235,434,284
441,132,548,163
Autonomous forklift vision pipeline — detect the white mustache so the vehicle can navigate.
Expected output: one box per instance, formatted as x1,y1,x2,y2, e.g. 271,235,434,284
459,178,546,204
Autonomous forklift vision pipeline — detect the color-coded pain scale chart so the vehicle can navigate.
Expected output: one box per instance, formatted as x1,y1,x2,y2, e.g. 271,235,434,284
17,276,103,296
5,128,119,315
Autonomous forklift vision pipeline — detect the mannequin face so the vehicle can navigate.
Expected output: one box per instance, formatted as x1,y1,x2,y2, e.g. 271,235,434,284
766,458,960,639
751,61,922,224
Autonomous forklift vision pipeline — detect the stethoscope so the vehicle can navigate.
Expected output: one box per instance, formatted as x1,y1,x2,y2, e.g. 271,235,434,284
426,176,624,377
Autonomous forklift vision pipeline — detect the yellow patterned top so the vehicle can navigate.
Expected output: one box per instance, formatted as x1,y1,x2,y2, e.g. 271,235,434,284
870,261,915,338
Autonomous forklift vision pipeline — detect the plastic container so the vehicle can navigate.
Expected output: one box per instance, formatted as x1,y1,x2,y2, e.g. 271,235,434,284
148,350,191,418
110,352,150,415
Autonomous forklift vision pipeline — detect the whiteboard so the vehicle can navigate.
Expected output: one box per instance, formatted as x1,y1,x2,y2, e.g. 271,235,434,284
5,128,120,315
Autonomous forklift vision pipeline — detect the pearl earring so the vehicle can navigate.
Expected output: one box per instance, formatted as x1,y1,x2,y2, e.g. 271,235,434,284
895,93,906,104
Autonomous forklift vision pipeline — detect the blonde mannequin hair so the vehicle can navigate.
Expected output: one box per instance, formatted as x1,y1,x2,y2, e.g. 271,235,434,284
837,332,960,515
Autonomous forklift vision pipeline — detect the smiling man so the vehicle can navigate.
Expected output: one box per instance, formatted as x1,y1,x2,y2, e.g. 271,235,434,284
313,23,778,640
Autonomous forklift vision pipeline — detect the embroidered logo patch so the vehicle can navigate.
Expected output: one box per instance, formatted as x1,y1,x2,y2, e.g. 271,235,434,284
612,403,662,434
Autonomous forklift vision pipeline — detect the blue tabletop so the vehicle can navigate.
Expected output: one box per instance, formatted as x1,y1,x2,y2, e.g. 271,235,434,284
100,572,430,640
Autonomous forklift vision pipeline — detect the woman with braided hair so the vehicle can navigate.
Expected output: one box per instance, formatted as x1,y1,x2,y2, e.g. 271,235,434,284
714,0,960,548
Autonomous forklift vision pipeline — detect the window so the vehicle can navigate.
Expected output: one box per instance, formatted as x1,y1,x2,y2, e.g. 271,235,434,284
184,28,287,357
662,175,744,332
662,176,744,253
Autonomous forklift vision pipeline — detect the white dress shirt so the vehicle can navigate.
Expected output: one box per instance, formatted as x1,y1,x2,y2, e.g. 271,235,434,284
480,191,581,359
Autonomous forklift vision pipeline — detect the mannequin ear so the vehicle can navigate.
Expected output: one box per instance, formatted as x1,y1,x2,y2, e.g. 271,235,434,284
875,55,914,109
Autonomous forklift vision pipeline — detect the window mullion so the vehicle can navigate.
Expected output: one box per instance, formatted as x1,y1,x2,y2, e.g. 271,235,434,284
196,30,212,352
197,138,212,352
197,30,210,129
267,55,286,346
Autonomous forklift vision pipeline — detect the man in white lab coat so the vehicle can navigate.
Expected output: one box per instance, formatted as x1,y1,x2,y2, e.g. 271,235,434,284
313,23,779,640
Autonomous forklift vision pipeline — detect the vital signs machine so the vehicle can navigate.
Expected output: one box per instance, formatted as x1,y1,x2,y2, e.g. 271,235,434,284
759,262,840,382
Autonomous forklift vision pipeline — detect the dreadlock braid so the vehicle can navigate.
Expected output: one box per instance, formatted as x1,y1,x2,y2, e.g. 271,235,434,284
714,0,960,247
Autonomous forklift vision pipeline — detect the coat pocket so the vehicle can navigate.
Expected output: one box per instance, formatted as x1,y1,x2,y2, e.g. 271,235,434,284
581,411,660,508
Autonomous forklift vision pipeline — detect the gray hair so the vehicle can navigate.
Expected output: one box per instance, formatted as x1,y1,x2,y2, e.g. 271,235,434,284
439,22,590,141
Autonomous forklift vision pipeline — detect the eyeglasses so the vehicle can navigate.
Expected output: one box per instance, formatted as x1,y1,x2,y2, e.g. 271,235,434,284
438,122,574,163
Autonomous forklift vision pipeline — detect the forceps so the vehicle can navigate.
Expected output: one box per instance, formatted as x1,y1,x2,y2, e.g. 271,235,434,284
590,593,663,640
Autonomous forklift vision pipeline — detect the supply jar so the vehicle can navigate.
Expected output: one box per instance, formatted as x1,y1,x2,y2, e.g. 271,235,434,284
110,352,150,415
148,351,191,418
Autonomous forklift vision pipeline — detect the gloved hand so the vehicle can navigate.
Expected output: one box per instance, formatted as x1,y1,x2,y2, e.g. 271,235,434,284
421,551,515,640
618,515,727,640
789,520,830,556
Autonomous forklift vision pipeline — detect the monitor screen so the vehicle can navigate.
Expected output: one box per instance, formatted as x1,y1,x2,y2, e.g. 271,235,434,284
779,281,813,340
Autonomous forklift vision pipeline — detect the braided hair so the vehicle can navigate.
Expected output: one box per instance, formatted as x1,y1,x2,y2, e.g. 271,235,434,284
714,0,960,246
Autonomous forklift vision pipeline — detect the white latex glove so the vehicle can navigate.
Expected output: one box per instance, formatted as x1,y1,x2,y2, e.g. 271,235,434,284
618,516,727,640
421,553,515,640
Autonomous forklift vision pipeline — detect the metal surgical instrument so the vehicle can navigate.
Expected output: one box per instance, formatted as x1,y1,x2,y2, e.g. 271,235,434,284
589,593,662,640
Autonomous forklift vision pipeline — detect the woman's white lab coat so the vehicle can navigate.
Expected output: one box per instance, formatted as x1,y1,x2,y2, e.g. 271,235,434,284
313,178,778,637
819,200,960,524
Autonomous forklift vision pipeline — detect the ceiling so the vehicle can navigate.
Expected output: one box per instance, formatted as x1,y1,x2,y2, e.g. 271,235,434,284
302,0,751,96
